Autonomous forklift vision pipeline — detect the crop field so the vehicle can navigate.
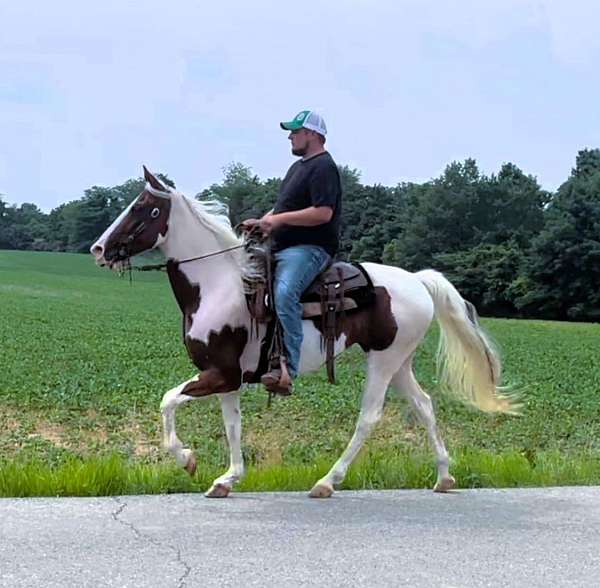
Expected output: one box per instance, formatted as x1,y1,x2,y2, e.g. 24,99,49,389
1,250,600,496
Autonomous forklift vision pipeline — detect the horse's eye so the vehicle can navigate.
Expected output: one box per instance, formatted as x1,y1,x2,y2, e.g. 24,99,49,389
150,208,160,219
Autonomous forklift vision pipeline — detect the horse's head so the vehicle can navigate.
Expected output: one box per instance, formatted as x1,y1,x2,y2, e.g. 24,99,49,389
91,166,172,268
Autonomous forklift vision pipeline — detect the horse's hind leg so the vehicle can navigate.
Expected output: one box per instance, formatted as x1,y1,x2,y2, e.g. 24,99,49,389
205,390,244,498
391,361,455,492
309,352,398,498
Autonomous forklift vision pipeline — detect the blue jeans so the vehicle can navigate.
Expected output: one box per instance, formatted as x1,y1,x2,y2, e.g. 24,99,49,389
273,245,331,377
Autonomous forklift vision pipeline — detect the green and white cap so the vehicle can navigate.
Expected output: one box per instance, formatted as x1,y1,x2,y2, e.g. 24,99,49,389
280,110,327,136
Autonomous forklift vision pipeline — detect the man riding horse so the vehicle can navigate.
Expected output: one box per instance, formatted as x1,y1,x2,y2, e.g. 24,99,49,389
243,110,342,396
91,154,515,498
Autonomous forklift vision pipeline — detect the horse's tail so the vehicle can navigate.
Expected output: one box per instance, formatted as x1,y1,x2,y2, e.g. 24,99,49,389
416,269,519,414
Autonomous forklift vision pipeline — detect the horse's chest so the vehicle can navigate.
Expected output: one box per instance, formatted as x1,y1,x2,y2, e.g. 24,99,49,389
183,300,264,391
182,325,249,393
185,324,248,369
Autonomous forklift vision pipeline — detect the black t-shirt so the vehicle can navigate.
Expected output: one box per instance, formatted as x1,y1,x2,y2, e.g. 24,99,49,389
272,151,342,256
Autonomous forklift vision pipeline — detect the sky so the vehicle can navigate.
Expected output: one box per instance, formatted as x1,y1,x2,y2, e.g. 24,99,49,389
1,0,599,212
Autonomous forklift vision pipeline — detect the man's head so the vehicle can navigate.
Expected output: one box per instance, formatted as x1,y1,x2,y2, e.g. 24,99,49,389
280,110,327,157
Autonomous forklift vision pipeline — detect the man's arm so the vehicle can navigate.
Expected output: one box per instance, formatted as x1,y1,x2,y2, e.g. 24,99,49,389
261,206,332,233
273,206,333,226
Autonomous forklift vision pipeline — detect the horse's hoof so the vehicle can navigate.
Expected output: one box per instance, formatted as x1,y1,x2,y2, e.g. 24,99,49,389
309,482,334,499
205,483,231,498
184,453,197,477
433,475,456,493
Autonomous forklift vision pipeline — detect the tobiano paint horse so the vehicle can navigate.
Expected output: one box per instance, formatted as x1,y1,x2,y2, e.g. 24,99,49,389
91,167,517,499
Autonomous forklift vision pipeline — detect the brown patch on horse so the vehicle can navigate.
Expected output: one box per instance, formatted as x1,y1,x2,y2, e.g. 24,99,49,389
312,286,398,352
103,189,171,261
184,327,249,396
167,261,200,337
166,262,249,395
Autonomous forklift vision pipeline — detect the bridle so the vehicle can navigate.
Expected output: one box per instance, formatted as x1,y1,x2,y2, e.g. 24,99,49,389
115,220,148,262
114,220,259,275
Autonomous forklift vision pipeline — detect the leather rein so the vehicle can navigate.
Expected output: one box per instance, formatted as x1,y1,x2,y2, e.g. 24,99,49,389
134,244,246,272
119,222,256,273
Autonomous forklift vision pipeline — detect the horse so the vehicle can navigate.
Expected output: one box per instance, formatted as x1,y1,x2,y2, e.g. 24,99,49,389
90,166,516,499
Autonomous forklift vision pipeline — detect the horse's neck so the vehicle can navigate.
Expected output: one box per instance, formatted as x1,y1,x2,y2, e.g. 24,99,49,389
159,196,245,307
159,197,219,263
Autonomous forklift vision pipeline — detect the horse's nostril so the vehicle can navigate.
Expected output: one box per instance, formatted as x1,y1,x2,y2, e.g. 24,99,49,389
91,244,103,256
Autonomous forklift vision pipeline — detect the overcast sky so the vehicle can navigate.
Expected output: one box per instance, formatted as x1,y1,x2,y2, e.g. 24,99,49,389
1,0,599,211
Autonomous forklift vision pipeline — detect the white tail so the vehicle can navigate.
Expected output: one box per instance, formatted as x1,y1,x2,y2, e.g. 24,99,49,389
416,269,519,414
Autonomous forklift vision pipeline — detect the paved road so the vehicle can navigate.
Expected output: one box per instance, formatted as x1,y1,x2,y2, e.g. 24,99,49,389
1,487,599,587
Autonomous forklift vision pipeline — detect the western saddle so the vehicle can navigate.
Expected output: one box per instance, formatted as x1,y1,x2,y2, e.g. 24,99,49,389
242,231,375,387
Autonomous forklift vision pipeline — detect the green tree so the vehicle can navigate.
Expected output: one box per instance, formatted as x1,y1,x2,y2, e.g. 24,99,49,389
198,163,272,226
435,241,524,316
0,200,50,250
346,184,401,262
67,188,114,252
473,163,549,246
46,202,77,251
0,195,11,248
517,149,600,320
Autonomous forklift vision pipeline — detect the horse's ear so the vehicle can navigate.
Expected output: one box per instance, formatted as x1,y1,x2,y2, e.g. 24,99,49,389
143,165,167,192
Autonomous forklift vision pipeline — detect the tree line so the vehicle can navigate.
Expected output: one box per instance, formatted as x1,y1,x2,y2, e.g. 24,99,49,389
1,149,599,321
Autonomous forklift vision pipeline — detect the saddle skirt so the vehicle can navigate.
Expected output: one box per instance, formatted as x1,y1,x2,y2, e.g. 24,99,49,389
300,261,375,318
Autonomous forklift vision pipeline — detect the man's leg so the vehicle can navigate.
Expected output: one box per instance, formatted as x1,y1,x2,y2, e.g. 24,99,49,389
263,245,330,391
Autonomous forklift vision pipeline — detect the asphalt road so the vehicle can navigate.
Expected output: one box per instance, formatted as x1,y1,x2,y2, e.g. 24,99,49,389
1,487,599,587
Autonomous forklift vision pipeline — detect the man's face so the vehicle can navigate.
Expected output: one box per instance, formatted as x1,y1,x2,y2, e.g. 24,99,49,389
288,128,311,156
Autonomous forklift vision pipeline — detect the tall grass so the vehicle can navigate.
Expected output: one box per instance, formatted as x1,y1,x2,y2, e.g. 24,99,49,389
2,449,600,498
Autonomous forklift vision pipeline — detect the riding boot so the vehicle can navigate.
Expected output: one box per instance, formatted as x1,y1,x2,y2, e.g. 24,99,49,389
261,357,294,396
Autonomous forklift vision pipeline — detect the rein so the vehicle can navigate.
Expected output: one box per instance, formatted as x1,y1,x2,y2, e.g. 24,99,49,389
133,244,246,272
131,223,262,272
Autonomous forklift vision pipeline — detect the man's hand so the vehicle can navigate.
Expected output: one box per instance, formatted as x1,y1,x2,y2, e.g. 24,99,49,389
241,209,275,232
240,218,260,230
259,214,283,235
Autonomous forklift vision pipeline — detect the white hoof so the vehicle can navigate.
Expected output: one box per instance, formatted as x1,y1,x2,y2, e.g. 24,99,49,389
433,475,456,493
205,483,231,498
309,482,334,499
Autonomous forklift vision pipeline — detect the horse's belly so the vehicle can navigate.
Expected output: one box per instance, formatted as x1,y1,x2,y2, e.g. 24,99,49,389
298,320,347,374
239,335,262,376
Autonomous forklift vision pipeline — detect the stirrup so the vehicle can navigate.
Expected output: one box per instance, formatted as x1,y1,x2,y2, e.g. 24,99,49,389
261,357,294,396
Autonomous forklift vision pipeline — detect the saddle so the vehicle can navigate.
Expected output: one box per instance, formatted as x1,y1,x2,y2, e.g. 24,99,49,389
300,261,375,383
242,233,375,384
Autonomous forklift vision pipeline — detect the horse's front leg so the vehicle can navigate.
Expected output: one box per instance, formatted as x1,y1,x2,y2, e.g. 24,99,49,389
160,378,199,475
205,390,244,498
160,369,229,475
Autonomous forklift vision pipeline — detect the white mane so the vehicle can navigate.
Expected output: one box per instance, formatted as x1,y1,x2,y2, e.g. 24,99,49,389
146,181,261,283
145,181,241,250
181,195,267,290
180,193,242,249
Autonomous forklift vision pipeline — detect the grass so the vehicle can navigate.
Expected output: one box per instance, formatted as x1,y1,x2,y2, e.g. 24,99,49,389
2,450,600,497
1,250,600,496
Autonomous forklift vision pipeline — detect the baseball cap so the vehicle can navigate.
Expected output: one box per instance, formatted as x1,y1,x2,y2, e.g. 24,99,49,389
280,110,327,136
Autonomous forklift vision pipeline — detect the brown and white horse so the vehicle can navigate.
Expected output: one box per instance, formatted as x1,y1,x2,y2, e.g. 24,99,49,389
91,167,516,498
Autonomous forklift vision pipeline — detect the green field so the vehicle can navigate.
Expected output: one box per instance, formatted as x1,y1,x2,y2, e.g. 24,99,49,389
1,250,600,496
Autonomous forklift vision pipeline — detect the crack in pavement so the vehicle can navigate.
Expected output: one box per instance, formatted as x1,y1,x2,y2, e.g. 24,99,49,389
111,497,192,588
